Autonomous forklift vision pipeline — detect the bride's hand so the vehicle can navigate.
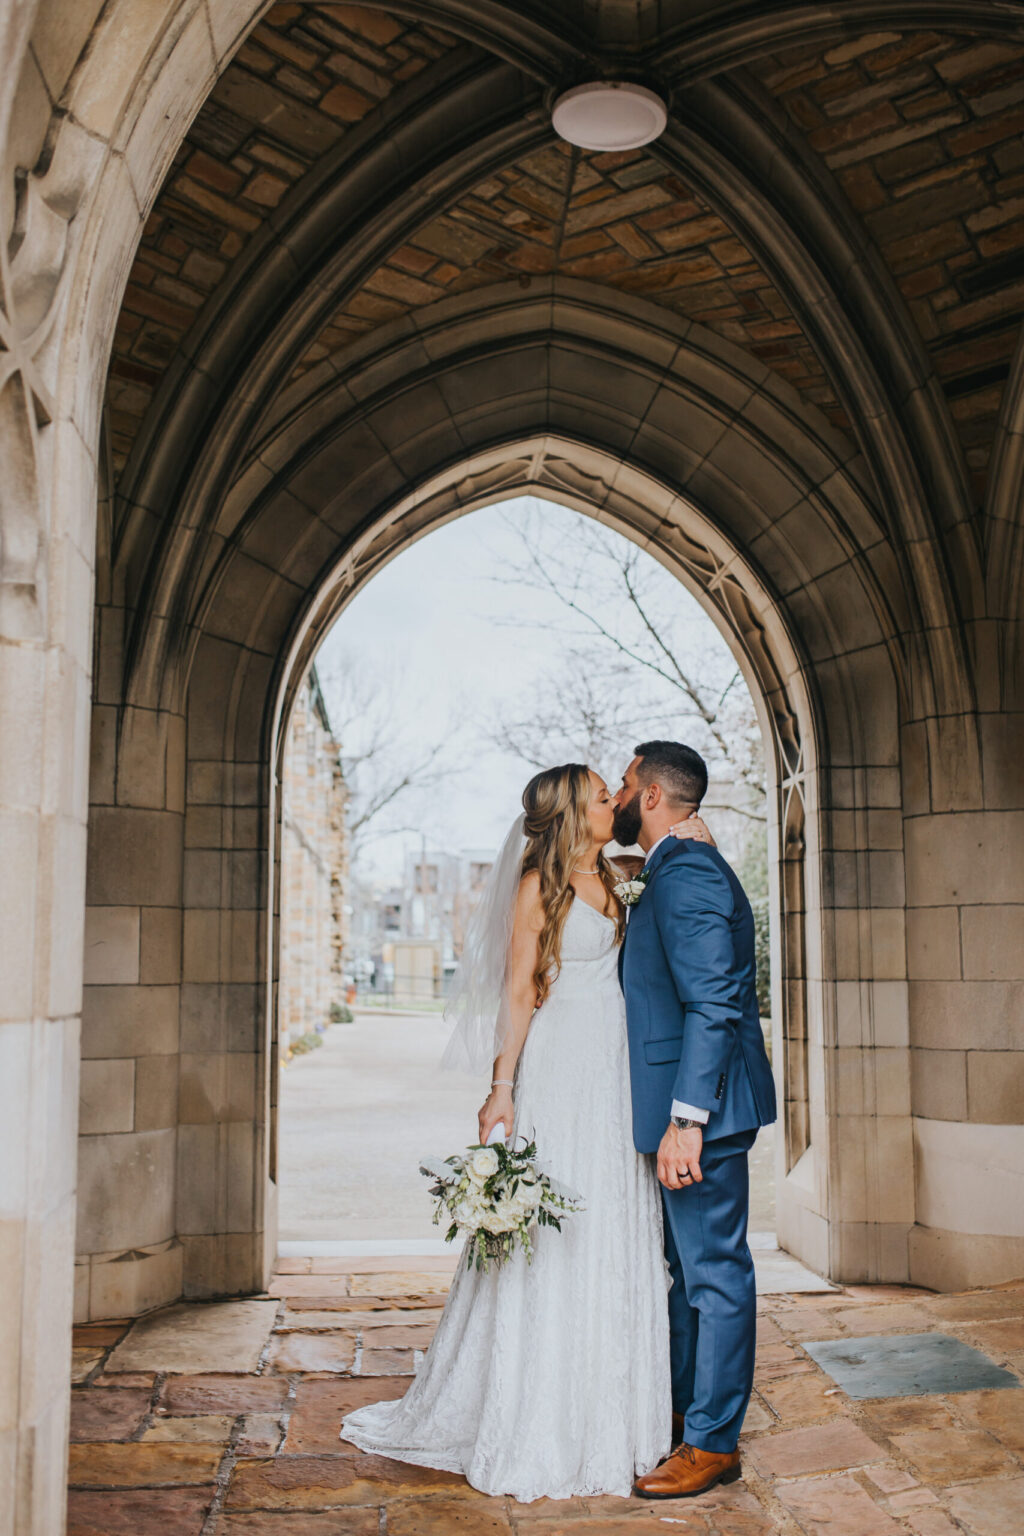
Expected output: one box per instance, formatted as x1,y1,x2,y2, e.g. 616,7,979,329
670,814,716,847
478,1085,514,1146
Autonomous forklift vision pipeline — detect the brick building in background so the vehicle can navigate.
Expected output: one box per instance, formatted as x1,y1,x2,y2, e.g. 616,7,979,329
278,668,349,1059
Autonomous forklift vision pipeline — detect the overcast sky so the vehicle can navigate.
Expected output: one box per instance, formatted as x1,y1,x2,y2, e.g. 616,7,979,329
315,496,748,881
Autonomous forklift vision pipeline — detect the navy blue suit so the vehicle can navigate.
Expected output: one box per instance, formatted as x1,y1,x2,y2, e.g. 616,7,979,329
620,837,776,1452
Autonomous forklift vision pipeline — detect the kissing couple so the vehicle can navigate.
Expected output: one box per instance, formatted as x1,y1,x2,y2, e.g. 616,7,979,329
342,741,777,1503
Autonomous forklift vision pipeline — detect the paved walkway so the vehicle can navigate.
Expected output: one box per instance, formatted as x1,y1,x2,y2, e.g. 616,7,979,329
278,1013,776,1241
68,1260,1024,1535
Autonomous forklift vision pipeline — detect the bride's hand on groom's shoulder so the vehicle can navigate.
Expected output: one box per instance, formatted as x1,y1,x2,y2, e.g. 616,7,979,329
670,814,716,847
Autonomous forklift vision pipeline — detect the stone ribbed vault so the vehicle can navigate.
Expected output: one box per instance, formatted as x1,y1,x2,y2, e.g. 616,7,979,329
1,5,1023,1534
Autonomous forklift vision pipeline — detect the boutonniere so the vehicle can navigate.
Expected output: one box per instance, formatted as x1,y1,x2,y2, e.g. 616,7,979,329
613,869,650,907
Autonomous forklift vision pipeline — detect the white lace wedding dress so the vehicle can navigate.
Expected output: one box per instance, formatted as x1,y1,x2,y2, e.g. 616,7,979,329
340,895,672,1501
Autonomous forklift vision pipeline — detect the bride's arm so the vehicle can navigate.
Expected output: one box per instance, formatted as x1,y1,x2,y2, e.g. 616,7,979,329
478,872,544,1145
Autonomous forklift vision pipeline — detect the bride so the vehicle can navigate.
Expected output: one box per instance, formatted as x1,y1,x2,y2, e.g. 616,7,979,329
341,762,712,1501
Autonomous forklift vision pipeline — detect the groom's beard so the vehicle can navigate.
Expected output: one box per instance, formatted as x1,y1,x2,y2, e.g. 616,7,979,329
611,792,643,848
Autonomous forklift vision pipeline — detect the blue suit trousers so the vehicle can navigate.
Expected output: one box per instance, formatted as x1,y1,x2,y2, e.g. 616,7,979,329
661,1127,757,1453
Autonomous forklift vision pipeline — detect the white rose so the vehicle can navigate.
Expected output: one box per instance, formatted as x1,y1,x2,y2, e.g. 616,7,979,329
513,1183,540,1214
470,1147,500,1179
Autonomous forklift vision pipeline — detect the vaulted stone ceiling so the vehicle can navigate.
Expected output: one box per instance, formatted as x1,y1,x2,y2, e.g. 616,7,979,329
751,32,1024,504
106,4,460,473
285,144,843,428
105,5,1024,512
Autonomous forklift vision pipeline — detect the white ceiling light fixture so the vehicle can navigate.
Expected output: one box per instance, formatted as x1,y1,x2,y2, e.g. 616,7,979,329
551,81,668,152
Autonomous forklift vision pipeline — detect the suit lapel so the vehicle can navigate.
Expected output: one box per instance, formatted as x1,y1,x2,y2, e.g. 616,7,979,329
641,836,679,889
621,840,677,983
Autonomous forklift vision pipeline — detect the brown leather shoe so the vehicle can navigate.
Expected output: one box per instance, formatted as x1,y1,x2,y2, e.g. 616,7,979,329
634,1442,741,1498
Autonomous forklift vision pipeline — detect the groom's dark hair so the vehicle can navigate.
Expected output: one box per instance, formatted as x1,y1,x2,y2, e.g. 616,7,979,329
634,741,708,808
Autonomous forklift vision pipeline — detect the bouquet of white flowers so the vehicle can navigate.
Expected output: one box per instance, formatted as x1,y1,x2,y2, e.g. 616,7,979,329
420,1139,583,1272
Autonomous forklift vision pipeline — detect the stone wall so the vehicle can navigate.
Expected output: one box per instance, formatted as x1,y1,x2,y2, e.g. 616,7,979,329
77,702,187,1322
903,714,1024,1290
278,669,348,1057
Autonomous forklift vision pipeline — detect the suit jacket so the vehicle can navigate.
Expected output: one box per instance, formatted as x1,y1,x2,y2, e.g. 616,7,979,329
619,837,777,1153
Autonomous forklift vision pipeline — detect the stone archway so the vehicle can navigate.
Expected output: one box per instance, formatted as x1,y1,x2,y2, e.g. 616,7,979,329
79,281,912,1330
267,440,824,1252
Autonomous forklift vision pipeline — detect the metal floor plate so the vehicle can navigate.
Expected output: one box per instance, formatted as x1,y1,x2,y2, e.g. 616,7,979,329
802,1332,1022,1400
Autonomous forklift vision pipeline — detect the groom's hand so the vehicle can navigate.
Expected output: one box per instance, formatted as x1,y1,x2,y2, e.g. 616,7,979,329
657,1124,703,1190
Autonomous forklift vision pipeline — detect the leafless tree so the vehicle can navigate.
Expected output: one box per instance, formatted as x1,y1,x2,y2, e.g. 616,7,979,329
487,650,652,770
484,505,766,823
314,651,450,858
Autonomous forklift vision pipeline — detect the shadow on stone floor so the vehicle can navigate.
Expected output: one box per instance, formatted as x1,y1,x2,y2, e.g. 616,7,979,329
68,1262,1024,1535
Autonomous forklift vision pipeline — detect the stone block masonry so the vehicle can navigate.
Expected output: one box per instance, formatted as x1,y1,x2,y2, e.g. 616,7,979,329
279,668,349,1058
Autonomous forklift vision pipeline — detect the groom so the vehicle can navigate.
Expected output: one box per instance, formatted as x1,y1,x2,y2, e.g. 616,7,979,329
612,741,776,1499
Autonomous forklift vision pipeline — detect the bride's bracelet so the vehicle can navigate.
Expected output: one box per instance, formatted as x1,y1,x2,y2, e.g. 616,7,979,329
491,1079,514,1088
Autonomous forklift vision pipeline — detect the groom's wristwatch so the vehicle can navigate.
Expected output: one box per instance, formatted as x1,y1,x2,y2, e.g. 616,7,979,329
670,1115,702,1131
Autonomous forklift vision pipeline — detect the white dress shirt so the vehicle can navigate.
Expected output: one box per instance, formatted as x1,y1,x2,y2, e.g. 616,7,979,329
638,832,710,1127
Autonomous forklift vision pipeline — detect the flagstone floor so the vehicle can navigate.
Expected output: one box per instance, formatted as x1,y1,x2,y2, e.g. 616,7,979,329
69,1258,1024,1536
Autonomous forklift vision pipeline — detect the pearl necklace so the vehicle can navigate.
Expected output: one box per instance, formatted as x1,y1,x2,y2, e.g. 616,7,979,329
574,865,600,874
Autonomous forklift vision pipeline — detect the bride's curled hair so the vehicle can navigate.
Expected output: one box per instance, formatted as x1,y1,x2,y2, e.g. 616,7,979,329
521,763,624,1007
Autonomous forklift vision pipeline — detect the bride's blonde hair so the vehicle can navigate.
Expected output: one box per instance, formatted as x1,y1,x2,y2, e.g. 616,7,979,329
521,763,624,1006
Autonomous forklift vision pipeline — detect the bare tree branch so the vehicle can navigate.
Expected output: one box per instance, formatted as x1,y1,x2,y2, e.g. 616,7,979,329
313,653,451,857
482,506,766,812
345,742,446,837
702,802,767,823
616,553,761,795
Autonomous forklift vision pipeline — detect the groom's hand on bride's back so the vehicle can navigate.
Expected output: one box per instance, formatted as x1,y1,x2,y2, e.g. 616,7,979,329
657,1123,703,1190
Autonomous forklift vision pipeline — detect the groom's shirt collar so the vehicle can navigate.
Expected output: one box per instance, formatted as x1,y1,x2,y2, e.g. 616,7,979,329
642,833,671,871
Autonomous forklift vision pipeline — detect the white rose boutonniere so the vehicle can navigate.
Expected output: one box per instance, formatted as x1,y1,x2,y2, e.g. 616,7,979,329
613,869,650,907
